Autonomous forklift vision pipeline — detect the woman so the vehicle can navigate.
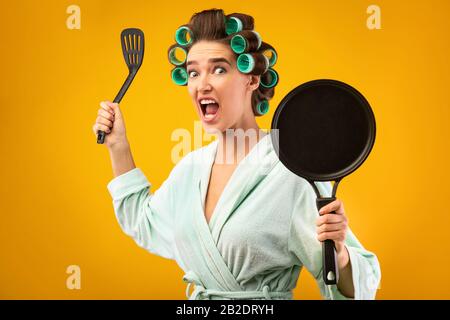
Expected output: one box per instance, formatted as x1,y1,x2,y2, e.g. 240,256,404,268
93,9,380,300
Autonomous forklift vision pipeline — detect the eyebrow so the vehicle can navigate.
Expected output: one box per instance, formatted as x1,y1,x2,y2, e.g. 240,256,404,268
187,57,232,66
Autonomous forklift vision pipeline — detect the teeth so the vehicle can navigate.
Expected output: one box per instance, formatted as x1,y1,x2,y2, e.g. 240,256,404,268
200,99,217,104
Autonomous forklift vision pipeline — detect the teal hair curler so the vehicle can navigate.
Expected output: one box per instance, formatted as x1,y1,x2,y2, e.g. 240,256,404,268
175,26,194,46
237,52,270,74
260,68,279,88
252,30,262,50
230,34,247,54
263,48,277,67
262,55,270,73
225,16,243,35
171,67,188,85
168,46,187,66
236,53,255,73
230,30,262,54
255,99,269,116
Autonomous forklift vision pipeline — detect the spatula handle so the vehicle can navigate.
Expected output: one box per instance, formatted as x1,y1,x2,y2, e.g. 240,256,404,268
97,72,136,144
316,197,339,285
97,130,107,144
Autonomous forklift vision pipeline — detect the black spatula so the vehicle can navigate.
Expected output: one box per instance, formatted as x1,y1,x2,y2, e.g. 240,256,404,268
97,28,145,144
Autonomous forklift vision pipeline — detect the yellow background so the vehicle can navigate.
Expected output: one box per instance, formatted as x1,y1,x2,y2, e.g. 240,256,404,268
1,0,449,299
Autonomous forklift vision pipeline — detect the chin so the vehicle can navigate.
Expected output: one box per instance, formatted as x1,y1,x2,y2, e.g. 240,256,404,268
202,123,226,135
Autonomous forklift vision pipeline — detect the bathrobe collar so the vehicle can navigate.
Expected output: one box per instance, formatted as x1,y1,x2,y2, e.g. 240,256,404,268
185,133,280,292
197,133,279,243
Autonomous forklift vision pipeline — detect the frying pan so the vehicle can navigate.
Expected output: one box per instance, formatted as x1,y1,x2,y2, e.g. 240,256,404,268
270,79,376,285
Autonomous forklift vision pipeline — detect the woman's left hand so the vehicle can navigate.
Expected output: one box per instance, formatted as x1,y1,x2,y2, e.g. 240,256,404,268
316,199,350,269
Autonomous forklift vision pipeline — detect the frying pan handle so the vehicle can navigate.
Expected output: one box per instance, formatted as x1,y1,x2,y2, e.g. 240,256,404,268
97,72,136,144
317,197,339,285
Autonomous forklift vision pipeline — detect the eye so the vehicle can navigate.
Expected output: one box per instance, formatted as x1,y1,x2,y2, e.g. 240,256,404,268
188,70,198,78
214,66,226,74
187,66,226,78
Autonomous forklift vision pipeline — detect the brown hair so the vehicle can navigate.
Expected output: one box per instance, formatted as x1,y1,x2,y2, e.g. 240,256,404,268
167,9,279,117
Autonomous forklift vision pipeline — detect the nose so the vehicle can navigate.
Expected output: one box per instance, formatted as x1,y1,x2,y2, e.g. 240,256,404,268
197,74,212,92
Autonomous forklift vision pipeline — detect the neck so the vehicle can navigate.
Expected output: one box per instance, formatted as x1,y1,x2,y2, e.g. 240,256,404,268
214,115,267,165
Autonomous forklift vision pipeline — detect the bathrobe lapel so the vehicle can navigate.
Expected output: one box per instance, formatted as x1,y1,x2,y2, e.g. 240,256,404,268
199,134,278,238
189,134,279,291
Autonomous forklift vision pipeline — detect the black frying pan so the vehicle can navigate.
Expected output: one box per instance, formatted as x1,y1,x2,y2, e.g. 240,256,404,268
270,79,376,285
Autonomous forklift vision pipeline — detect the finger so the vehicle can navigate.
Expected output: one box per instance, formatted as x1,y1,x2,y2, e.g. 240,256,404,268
93,123,111,134
319,199,345,215
100,101,115,116
96,116,113,128
316,213,346,226
318,199,341,214
316,213,345,226
317,230,346,242
317,222,347,234
98,108,115,122
105,101,119,113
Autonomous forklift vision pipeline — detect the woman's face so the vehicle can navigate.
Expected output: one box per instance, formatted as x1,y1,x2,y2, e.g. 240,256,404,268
187,40,259,134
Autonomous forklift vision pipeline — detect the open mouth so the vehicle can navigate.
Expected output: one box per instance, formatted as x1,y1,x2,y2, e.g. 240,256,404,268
198,98,220,121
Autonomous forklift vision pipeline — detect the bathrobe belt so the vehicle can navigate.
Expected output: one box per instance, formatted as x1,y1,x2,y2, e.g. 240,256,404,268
183,271,293,300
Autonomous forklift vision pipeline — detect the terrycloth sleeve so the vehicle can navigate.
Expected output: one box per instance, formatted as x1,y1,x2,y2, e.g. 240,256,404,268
288,181,381,300
107,161,185,260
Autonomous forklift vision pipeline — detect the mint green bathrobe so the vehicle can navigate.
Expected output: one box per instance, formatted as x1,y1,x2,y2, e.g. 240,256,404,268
107,134,381,300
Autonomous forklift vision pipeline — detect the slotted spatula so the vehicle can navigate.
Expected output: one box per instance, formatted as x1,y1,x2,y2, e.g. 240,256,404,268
97,28,145,144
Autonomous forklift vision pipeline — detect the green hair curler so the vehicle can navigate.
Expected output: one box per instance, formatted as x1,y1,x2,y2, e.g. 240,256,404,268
260,68,279,88
230,30,262,54
171,67,188,85
237,53,270,74
230,34,247,54
263,48,277,67
262,55,270,73
168,46,187,66
255,99,269,115
252,30,262,50
236,53,255,74
225,16,243,35
175,26,194,46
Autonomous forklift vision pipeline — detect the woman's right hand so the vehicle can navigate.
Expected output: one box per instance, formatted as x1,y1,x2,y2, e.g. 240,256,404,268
93,101,128,149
